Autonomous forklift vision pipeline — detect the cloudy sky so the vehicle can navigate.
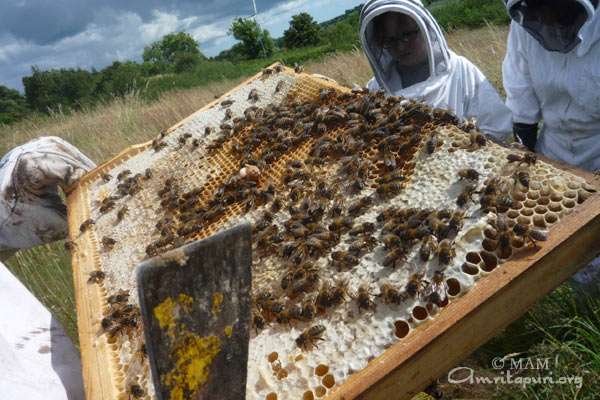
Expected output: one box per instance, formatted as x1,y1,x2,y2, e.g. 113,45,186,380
0,0,364,93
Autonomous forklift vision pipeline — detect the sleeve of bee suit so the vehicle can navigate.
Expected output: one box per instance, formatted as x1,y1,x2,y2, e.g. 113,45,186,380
0,261,85,399
502,21,543,125
0,137,96,253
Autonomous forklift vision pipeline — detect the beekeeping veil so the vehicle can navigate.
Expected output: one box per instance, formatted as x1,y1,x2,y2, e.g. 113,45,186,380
359,0,450,94
505,0,598,53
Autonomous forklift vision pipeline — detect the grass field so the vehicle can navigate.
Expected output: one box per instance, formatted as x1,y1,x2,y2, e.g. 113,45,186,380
2,24,598,399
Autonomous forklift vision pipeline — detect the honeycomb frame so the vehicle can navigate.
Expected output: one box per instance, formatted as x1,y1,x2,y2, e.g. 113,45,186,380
66,64,600,400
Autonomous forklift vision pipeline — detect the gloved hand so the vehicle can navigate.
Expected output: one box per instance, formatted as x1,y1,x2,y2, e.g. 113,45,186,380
0,137,96,255
513,122,538,152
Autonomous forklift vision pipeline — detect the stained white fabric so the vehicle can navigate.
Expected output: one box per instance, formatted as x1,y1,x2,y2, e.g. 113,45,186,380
503,1,600,172
0,261,85,399
359,0,513,142
0,137,96,253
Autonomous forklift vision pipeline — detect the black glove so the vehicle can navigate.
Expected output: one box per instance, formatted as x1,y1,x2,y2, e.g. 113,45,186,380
513,122,538,152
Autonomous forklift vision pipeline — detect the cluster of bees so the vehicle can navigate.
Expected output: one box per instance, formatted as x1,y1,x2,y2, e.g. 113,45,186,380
78,74,556,360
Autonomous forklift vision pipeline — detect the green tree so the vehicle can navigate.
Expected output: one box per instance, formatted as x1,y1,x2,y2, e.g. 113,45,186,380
142,31,204,70
283,12,322,48
228,17,274,60
323,21,357,46
95,61,144,97
22,66,97,114
0,85,29,124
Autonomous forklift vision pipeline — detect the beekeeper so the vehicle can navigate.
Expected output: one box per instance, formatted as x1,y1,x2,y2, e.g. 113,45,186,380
0,136,95,399
359,0,513,142
503,0,600,300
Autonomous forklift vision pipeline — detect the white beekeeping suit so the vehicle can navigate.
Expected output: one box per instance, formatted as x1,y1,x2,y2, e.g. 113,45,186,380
503,0,600,173
503,0,600,301
0,136,95,399
359,0,513,142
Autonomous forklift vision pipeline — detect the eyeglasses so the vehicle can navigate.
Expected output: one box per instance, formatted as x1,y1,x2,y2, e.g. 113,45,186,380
381,29,420,49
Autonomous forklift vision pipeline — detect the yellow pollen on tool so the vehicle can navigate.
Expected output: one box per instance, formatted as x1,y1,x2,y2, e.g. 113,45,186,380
165,334,221,400
178,293,194,313
224,326,232,339
154,297,176,329
212,292,224,316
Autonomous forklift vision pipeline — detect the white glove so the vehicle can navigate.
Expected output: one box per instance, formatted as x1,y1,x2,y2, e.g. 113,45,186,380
0,137,96,253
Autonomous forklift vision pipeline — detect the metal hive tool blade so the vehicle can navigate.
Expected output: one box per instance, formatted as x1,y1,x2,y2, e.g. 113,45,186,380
137,222,252,400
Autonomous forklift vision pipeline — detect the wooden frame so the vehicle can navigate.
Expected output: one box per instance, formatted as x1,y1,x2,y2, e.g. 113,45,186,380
67,64,600,400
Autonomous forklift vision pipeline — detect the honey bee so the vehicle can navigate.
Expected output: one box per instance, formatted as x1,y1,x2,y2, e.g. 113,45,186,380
204,126,213,136
276,306,303,327
146,243,158,257
248,88,259,101
116,206,129,221
376,182,404,198
425,271,448,306
513,166,530,189
425,132,439,154
128,382,144,399
290,273,319,296
377,207,399,222
101,236,117,249
224,108,233,120
294,63,304,74
108,289,130,305
262,299,286,320
348,222,376,236
457,168,479,181
428,217,449,240
220,99,234,107
87,270,106,284
382,234,402,250
153,141,168,152
469,131,487,148
379,283,404,306
331,281,350,306
436,239,455,265
419,235,438,261
513,223,547,248
64,240,77,252
328,217,353,232
348,196,373,216
507,152,537,166
406,271,428,297
331,251,360,269
117,170,131,181
348,236,378,255
301,301,317,321
356,285,375,313
491,216,512,251
383,246,408,269
101,173,112,182
295,325,326,350
261,68,273,78
252,311,266,334
80,218,95,232
315,285,334,310
456,183,476,207
447,210,464,229
99,200,115,214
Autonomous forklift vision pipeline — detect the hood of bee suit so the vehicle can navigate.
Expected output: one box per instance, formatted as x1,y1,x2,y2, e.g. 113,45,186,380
505,0,599,54
359,0,450,94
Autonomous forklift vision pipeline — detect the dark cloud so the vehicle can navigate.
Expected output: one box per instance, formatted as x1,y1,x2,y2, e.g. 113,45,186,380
0,0,283,46
0,0,362,91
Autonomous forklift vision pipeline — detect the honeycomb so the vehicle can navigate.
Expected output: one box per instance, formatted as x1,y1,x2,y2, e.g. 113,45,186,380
67,64,598,400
